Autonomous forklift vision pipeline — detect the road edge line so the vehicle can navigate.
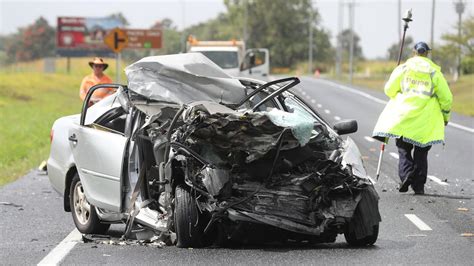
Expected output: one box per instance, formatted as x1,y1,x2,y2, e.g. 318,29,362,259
37,229,81,266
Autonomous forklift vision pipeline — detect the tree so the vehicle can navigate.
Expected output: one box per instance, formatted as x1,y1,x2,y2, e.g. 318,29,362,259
386,36,414,62
4,17,55,62
437,15,474,74
107,12,129,26
225,0,333,68
337,29,364,61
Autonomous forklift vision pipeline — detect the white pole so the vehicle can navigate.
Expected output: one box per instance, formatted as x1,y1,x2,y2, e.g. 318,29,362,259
309,8,313,75
348,1,355,84
116,52,121,84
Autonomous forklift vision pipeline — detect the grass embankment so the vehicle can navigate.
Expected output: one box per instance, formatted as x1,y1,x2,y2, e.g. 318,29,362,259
0,57,123,186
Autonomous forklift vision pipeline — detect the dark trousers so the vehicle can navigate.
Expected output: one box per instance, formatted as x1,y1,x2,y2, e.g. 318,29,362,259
396,138,431,191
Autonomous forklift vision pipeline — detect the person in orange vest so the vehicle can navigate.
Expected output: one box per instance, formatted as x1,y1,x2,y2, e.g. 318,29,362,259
79,57,114,104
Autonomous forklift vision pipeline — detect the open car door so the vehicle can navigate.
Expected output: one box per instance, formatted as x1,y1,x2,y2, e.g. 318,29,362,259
68,84,128,212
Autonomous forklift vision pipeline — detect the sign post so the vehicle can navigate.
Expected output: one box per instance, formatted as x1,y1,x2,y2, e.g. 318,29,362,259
104,28,128,83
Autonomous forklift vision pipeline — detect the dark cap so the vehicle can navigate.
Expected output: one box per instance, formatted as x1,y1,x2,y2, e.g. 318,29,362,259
414,42,432,54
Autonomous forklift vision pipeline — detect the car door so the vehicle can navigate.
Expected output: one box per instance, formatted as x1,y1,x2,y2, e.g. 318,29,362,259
68,84,127,212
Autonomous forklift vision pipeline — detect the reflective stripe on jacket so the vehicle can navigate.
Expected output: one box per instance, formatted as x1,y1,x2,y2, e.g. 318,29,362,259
372,56,453,147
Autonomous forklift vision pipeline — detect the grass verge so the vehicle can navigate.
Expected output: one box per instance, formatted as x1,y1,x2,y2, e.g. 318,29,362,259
0,57,122,186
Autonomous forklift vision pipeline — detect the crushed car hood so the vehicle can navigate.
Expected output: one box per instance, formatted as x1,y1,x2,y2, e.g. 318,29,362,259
125,53,247,105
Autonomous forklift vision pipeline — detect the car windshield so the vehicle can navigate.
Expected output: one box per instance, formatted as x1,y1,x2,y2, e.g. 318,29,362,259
199,51,239,69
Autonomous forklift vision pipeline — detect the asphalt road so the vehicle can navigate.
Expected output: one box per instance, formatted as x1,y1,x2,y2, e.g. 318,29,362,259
1,76,473,265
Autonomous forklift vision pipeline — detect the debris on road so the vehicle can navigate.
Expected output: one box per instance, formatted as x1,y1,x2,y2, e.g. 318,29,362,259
461,233,473,237
0,201,23,208
456,207,469,212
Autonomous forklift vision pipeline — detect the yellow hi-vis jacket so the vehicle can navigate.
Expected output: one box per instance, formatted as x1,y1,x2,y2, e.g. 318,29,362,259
372,56,453,147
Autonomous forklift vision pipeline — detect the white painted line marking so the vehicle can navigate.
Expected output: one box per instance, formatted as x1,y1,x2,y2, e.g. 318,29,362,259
38,229,82,265
428,175,449,186
305,95,311,99
302,91,307,95
389,152,399,159
405,214,433,231
334,116,341,121
311,99,316,104
364,136,375,142
308,78,474,134
317,104,322,108
324,109,331,114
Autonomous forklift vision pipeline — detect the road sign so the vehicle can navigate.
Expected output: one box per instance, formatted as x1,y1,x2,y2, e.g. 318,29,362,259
125,29,162,49
104,28,128,53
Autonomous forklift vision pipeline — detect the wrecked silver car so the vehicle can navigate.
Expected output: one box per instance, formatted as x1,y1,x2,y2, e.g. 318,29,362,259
48,53,381,248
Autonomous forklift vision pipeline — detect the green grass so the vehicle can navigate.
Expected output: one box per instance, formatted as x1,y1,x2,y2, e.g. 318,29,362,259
0,57,125,186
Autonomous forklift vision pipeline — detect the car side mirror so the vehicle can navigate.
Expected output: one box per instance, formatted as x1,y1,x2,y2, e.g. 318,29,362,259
333,120,358,135
116,86,130,114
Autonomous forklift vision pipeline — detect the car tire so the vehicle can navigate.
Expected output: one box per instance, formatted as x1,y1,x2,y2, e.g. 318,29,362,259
174,185,204,248
70,173,110,234
344,224,379,247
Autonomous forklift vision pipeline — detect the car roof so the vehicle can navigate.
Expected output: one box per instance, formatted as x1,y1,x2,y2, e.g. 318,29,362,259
125,53,247,105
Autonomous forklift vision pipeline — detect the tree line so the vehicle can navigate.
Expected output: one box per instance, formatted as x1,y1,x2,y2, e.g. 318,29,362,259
0,1,472,75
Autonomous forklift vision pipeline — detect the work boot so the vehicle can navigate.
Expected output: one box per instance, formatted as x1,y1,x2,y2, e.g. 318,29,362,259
399,177,412,193
414,188,425,195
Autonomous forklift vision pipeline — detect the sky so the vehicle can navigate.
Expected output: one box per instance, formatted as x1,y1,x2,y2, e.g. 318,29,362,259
0,0,472,59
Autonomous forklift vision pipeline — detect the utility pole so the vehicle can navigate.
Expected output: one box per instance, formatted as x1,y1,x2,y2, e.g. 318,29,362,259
335,0,343,78
430,0,435,58
180,0,186,53
454,0,465,77
398,0,401,39
348,0,355,84
308,6,313,75
243,0,248,43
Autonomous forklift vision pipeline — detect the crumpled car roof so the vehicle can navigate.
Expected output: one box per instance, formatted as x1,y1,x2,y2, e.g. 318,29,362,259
125,53,247,105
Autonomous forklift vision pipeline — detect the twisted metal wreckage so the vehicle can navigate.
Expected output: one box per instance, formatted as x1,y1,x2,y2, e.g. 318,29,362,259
94,54,381,247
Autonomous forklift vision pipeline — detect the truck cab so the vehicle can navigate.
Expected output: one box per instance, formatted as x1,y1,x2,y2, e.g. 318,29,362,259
187,37,269,79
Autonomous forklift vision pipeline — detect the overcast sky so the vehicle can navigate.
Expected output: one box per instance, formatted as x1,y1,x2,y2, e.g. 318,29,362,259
0,0,472,59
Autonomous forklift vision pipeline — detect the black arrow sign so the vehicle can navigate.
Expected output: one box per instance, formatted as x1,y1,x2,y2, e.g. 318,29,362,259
114,31,126,50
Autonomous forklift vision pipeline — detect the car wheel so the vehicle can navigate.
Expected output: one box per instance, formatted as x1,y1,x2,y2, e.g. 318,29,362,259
344,224,379,247
70,173,110,234
174,185,204,248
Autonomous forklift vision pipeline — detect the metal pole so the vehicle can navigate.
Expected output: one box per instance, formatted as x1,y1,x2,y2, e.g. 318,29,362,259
376,8,412,181
430,0,435,55
244,0,248,43
398,0,401,39
348,1,354,84
116,52,121,83
454,1,465,77
309,8,313,75
336,0,342,78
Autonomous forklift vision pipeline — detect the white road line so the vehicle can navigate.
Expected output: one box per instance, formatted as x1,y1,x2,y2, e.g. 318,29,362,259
302,91,307,95
324,109,331,114
310,78,474,134
389,152,399,159
38,229,82,266
317,104,322,108
334,116,341,121
405,214,433,231
428,175,449,186
311,99,316,104
364,136,375,142
305,95,311,99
